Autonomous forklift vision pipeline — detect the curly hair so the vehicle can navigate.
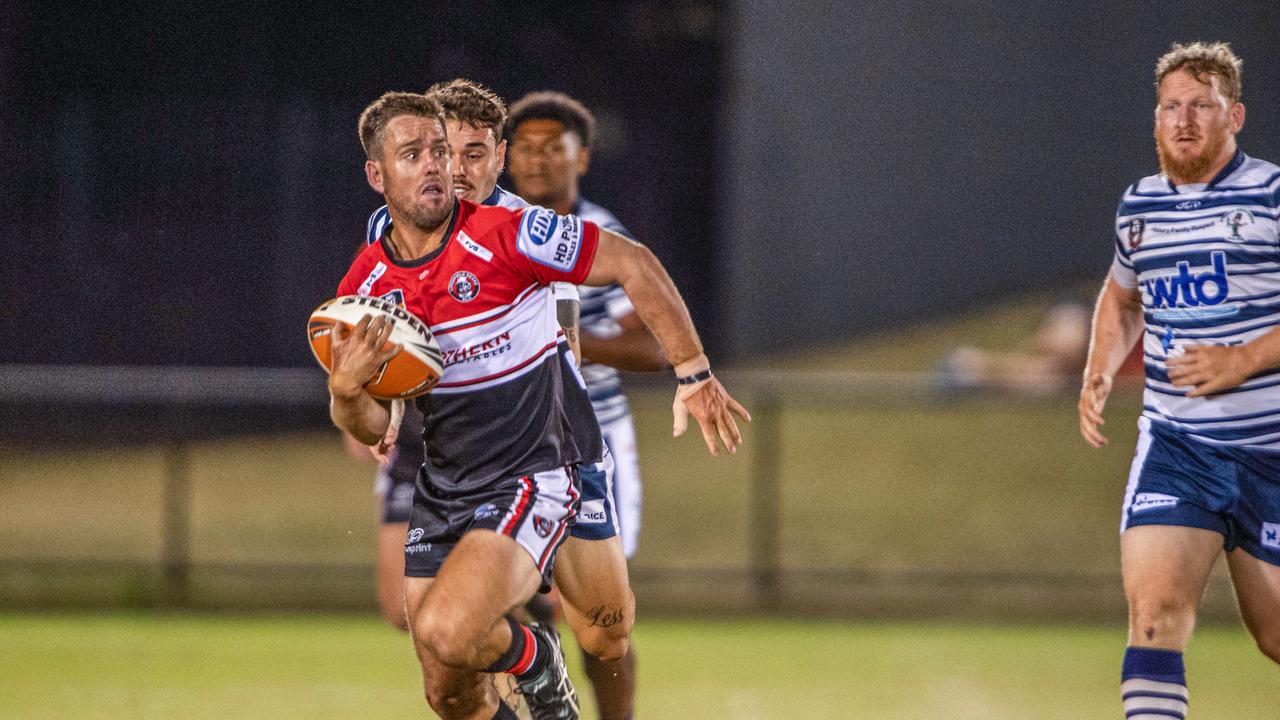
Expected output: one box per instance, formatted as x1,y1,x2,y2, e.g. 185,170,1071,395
425,78,508,142
1155,42,1243,103
505,91,596,148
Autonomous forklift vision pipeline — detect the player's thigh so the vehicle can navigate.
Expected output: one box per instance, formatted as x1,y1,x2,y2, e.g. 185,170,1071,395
414,529,543,639
1226,549,1280,655
554,535,634,645
1121,524,1221,647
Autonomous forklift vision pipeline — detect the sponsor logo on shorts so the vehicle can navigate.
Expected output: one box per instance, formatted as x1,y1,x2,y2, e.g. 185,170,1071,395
448,271,480,302
533,515,555,538
406,528,425,545
578,499,606,524
1262,523,1280,550
474,503,500,521
1131,492,1179,513
405,543,433,554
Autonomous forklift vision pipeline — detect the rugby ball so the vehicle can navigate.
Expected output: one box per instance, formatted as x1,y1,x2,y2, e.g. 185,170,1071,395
307,295,443,399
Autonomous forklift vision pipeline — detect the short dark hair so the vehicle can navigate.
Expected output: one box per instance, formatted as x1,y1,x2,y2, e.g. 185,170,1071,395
425,78,507,143
506,91,597,148
358,92,446,161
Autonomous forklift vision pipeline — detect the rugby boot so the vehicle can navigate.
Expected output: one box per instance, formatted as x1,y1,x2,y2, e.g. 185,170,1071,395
516,623,579,720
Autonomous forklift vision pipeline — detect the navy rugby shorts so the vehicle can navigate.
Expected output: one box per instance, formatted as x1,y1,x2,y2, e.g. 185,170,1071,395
1121,417,1280,565
404,466,581,592
569,446,621,543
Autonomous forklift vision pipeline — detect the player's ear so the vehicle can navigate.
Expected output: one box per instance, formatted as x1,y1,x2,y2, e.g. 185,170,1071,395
576,146,590,176
365,159,385,194
1232,102,1246,134
495,138,508,174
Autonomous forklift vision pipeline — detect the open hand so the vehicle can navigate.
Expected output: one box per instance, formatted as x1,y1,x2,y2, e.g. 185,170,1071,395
673,377,752,456
1078,372,1113,448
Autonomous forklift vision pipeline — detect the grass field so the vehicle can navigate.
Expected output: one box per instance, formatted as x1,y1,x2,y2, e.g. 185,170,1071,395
2,612,1276,720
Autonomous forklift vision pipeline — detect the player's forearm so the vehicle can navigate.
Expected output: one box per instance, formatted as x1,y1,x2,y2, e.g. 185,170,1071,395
1084,278,1144,380
580,328,668,372
607,242,704,368
328,387,391,446
1240,326,1280,376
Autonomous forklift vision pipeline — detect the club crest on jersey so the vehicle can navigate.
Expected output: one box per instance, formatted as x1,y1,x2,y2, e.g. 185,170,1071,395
1222,209,1253,240
448,271,480,302
380,289,405,307
532,515,555,538
1128,218,1145,250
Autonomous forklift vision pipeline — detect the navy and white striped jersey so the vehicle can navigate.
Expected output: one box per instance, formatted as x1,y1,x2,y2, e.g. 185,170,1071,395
574,197,636,426
1110,151,1280,451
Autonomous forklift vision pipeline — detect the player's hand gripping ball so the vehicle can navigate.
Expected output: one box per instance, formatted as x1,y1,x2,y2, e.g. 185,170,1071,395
308,296,443,399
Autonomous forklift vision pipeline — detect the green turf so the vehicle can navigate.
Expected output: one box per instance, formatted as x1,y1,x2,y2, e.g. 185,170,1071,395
1,613,1275,720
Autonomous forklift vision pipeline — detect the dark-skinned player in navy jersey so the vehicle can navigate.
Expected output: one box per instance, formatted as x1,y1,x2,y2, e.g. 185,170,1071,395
329,92,748,720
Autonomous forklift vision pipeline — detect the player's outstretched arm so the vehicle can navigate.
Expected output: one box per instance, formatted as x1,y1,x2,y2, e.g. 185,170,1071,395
584,230,750,455
1079,276,1144,448
328,314,401,445
580,311,667,372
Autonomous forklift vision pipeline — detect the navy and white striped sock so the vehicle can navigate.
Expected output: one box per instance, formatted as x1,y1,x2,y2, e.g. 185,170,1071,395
1121,646,1188,719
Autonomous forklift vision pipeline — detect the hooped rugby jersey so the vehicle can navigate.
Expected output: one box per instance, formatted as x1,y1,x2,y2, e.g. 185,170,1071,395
340,199,604,490
573,197,638,425
364,186,529,463
1110,151,1280,452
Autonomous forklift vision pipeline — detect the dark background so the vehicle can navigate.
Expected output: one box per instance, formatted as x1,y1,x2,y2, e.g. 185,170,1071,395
3,1,1278,366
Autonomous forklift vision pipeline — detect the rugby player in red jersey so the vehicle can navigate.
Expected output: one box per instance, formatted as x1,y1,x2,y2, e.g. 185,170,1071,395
329,92,748,720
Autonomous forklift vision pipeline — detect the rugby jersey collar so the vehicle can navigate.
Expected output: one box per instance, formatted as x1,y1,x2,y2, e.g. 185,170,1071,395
482,185,504,206
1165,149,1246,193
377,199,461,269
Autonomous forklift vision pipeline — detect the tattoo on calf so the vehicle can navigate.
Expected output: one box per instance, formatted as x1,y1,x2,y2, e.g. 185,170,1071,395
586,605,625,628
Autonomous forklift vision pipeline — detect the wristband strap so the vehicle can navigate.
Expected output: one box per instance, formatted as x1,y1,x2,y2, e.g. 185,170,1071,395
676,368,713,385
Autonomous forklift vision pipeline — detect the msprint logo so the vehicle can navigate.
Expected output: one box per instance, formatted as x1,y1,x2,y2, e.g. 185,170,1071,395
1143,250,1229,309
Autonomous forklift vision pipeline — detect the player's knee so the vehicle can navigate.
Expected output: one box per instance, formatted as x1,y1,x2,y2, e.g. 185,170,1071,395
379,603,410,633
577,623,631,662
1128,594,1195,642
1253,630,1280,664
413,611,481,669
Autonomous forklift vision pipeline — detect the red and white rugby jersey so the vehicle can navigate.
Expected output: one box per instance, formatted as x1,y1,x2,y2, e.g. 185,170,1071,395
337,200,604,491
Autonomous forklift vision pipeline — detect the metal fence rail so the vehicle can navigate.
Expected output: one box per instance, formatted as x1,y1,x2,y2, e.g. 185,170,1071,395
1,365,1228,621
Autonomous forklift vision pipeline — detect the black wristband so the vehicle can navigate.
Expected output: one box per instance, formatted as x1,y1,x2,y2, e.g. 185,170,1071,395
676,368,713,385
